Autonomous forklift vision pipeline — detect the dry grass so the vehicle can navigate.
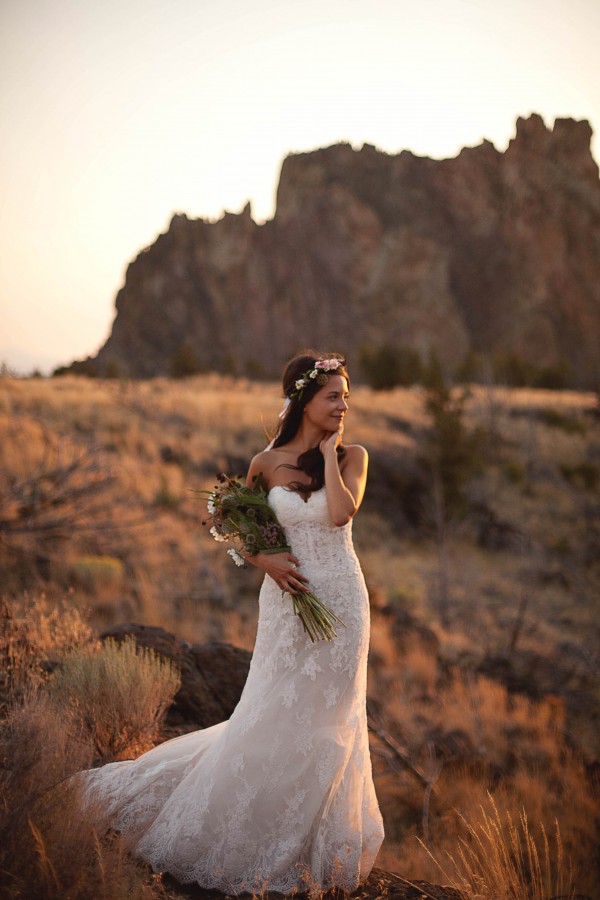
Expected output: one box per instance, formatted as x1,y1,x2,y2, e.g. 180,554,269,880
49,635,181,761
367,603,598,895
1,373,599,896
417,791,576,899
0,593,93,714
0,598,180,898
0,694,169,900
1,374,597,643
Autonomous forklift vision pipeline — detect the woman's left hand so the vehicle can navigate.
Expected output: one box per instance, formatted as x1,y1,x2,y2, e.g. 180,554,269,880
319,420,343,456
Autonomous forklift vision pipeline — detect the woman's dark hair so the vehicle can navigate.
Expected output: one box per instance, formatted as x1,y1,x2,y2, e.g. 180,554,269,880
270,350,349,497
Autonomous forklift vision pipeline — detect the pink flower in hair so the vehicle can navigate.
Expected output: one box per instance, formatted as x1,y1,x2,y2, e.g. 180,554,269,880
316,358,341,371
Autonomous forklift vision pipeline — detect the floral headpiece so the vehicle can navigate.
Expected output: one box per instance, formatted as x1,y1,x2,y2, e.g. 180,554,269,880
288,358,344,401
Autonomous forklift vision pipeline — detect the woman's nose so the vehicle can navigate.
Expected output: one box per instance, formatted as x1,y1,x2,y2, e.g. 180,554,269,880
339,398,348,410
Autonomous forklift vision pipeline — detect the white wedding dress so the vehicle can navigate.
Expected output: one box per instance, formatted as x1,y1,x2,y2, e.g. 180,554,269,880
78,484,384,895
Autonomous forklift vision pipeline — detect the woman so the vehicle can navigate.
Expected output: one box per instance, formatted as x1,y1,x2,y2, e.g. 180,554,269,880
79,350,384,895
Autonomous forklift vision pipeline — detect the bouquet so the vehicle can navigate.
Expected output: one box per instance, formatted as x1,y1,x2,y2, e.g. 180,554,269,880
191,473,345,642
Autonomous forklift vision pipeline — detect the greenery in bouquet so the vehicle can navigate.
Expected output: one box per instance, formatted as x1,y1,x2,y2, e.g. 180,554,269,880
190,473,345,642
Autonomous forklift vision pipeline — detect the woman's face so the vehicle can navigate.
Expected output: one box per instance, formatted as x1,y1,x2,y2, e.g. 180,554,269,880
303,373,349,431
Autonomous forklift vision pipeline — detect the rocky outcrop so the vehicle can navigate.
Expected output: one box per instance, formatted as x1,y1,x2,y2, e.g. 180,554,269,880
82,114,600,387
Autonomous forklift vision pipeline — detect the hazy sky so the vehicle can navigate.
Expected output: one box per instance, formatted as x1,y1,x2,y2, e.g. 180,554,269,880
1,0,599,374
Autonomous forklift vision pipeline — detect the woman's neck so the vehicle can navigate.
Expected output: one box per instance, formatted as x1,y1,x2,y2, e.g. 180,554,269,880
280,420,325,455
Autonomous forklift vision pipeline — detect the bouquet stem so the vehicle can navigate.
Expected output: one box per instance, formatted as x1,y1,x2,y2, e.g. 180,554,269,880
288,590,345,642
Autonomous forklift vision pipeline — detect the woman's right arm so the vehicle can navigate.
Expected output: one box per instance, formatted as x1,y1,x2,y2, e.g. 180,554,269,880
243,453,309,595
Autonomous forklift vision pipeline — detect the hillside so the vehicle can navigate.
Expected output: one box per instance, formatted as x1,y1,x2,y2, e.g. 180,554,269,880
1,374,599,894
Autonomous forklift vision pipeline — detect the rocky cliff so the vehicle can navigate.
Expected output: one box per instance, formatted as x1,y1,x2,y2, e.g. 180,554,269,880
86,114,600,386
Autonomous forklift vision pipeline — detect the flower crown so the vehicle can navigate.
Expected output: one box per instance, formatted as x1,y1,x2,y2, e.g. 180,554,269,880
287,358,344,401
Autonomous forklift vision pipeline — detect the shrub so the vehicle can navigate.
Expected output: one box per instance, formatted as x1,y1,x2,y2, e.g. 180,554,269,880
455,350,487,384
419,383,486,520
48,636,180,761
0,695,161,899
171,341,203,378
501,459,525,484
72,555,125,594
559,461,600,491
421,348,447,392
540,408,586,435
104,360,122,379
492,352,538,388
492,352,572,391
533,360,571,390
154,473,180,509
53,358,98,378
245,357,268,379
359,342,423,389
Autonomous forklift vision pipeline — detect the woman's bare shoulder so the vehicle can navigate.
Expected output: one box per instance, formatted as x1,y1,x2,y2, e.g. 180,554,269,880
249,447,292,465
248,448,274,467
343,443,368,460
246,448,281,487
340,443,368,474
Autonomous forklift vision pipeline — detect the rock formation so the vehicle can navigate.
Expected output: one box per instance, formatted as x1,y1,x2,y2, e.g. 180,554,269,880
82,114,599,387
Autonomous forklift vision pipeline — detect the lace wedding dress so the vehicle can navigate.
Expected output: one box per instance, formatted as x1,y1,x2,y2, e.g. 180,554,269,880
78,484,384,895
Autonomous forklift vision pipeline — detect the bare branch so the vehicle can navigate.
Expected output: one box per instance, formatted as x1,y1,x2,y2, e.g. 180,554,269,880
367,701,432,789
0,413,154,561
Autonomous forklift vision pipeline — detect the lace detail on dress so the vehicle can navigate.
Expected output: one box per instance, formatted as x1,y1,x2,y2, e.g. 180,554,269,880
76,484,384,895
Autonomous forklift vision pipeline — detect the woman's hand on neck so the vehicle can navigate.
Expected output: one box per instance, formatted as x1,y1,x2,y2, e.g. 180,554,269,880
319,421,343,457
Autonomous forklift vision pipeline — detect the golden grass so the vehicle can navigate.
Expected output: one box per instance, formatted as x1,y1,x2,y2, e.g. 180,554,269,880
367,603,598,894
0,598,180,896
417,791,576,899
1,373,599,895
49,635,181,761
0,694,169,899
0,594,93,713
0,587,597,896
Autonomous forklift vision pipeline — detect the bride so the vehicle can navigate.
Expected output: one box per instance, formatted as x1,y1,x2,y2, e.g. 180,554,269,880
78,350,384,895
